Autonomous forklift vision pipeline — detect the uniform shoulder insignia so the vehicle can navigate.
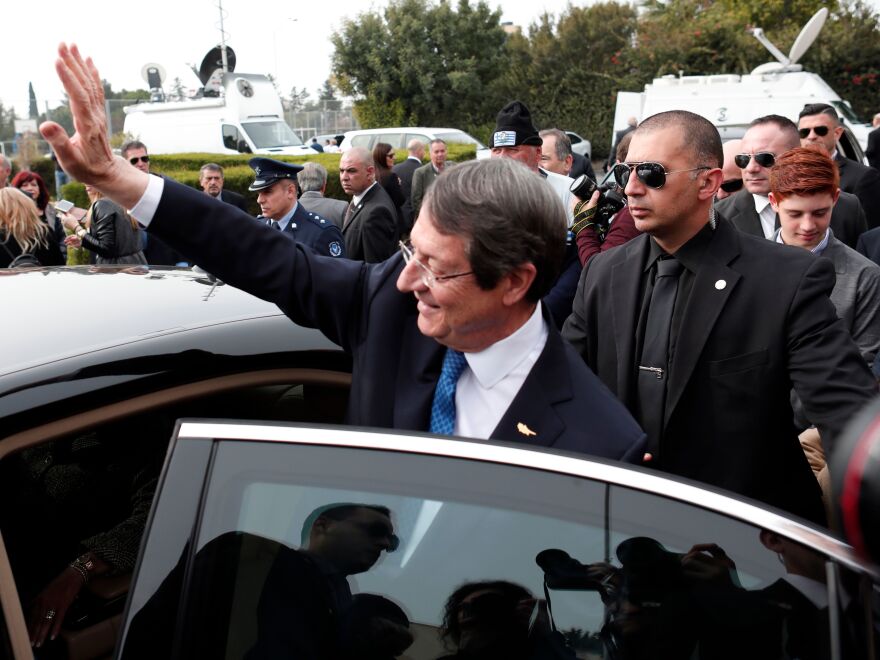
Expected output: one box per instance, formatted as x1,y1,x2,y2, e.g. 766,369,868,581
307,212,336,229
329,241,343,257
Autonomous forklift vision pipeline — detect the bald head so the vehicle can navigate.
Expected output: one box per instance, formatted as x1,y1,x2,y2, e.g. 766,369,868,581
339,147,376,196
636,111,723,168
407,139,425,160
717,139,743,200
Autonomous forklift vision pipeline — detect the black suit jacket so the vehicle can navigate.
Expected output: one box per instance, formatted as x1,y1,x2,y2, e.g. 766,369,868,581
866,127,880,170
342,183,399,263
563,216,876,522
715,188,867,249
569,152,595,181
857,226,880,266
219,188,249,212
146,179,646,461
836,153,880,230
392,157,422,232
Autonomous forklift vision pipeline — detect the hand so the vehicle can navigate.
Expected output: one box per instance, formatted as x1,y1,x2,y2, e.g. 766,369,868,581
570,189,600,216
59,211,78,232
39,44,148,209
681,543,738,586
65,234,82,248
28,567,83,647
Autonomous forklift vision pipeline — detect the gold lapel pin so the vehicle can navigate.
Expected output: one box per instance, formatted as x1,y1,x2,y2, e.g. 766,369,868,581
517,422,537,437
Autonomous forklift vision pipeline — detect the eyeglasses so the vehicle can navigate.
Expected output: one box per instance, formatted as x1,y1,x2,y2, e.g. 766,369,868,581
798,125,830,138
733,152,775,169
719,178,744,193
129,155,150,165
612,162,711,190
399,240,473,288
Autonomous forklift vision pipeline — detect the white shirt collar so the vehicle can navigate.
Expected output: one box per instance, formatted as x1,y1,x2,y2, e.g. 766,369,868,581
775,227,831,255
464,304,544,389
752,193,771,213
352,181,378,206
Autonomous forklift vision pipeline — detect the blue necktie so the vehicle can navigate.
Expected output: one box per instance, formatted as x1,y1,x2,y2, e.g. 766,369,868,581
429,349,468,435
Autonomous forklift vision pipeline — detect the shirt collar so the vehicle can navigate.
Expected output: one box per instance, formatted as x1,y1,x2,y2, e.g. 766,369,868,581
352,181,378,206
277,203,298,232
464,304,544,389
775,227,831,255
752,193,771,213
645,223,714,274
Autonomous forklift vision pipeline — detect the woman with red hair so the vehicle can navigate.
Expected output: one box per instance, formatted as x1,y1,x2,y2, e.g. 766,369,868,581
12,170,66,256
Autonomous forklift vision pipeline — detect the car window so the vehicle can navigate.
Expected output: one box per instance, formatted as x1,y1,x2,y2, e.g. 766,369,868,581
406,133,430,147
376,133,404,148
568,132,582,145
350,135,373,149
222,124,250,153
143,439,871,660
434,131,485,149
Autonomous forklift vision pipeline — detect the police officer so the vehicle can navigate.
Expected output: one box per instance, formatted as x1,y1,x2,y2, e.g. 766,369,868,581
249,157,345,258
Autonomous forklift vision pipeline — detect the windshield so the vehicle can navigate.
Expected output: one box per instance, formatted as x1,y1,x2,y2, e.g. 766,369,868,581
241,121,305,148
435,131,487,149
830,100,865,125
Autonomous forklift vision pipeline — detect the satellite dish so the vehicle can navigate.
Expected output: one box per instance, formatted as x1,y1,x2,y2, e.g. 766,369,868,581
140,63,166,89
198,46,237,86
789,8,828,65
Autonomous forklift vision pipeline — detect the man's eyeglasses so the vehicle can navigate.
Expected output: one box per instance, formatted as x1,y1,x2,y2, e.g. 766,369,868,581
399,240,473,288
733,152,775,169
798,125,830,138
719,178,744,194
129,155,150,165
612,162,710,190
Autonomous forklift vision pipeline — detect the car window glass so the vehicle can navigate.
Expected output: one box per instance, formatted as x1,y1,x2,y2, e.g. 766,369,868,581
350,135,372,149
568,133,582,145
377,133,403,148
406,133,430,147
165,441,861,659
222,124,250,153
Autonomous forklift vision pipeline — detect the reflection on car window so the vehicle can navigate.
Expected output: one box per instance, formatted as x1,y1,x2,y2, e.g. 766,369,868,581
143,442,874,660
242,121,305,149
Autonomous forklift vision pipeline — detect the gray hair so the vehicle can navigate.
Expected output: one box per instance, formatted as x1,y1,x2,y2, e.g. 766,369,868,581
199,162,223,177
429,139,447,149
120,140,148,157
298,162,328,192
538,129,572,161
423,159,566,301
638,110,723,168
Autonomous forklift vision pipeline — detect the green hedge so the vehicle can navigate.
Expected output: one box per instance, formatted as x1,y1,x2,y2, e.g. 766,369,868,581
58,144,478,214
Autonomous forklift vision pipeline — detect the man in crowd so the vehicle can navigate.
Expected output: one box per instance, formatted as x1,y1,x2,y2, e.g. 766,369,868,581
714,139,743,201
392,138,425,233
199,163,249,212
563,109,876,523
121,140,151,174
310,137,324,153
715,115,867,248
411,139,448,220
539,128,594,180
338,147,398,262
799,103,880,230
866,112,880,170
0,154,11,188
297,162,348,228
249,157,344,258
41,42,645,461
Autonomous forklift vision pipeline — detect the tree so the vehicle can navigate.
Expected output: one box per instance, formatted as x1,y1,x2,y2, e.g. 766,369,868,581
28,83,38,120
288,86,311,112
318,78,342,111
331,0,509,131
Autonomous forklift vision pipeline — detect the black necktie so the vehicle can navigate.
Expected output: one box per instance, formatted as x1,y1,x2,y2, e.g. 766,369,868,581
638,257,683,459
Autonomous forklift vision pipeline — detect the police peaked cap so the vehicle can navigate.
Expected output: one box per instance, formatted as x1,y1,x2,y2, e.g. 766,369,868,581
248,157,304,191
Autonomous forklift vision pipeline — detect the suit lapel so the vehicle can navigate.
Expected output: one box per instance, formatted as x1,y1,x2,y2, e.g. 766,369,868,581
490,310,569,448
393,318,445,430
665,220,742,422
611,237,649,405
733,191,764,237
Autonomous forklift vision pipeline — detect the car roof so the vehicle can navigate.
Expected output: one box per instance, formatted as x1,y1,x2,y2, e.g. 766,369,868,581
343,127,465,136
0,267,334,377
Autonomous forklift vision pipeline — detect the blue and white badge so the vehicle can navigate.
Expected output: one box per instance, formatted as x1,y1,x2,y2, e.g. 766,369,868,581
493,130,517,147
329,241,343,257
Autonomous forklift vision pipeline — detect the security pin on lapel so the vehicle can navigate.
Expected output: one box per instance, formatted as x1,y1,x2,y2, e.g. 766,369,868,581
517,422,537,437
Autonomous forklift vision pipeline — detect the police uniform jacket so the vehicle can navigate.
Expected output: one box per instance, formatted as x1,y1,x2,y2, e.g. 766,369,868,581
267,203,345,258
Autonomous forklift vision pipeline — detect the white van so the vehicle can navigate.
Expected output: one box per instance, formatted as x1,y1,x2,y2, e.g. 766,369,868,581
123,73,314,156
339,127,491,159
611,9,871,161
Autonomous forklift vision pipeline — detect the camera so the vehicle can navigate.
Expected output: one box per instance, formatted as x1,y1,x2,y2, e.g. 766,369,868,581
569,175,626,237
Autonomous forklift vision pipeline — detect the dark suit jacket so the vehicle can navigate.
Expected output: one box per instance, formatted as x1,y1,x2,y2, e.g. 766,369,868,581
342,183,399,263
562,216,876,522
392,157,422,232
219,188,249,212
569,152,595,181
146,179,646,461
836,154,880,230
715,188,867,249
866,127,880,170
857,226,880,266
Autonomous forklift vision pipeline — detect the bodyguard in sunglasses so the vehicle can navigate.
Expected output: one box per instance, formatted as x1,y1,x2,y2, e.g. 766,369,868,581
563,110,877,525
799,103,880,231
715,115,867,249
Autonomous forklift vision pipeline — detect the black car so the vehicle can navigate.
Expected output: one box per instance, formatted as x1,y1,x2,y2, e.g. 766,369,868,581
0,267,878,660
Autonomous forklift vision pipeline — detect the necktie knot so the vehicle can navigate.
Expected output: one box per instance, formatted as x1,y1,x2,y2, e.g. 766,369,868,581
656,257,682,278
429,349,468,435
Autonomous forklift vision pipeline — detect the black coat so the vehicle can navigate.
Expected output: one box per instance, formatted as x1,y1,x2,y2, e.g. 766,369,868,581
146,179,646,461
0,231,64,267
836,154,880,230
341,184,399,263
219,188,249,213
715,188,867,249
866,127,880,170
563,216,877,522
856,226,880,266
81,199,146,265
391,157,422,233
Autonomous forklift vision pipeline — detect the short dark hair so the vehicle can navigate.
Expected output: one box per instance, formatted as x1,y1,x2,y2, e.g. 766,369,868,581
440,581,534,647
199,163,223,177
120,140,147,157
747,114,801,150
538,129,572,161
300,503,391,545
799,103,840,124
422,159,566,302
429,138,447,149
616,131,634,163
637,111,723,168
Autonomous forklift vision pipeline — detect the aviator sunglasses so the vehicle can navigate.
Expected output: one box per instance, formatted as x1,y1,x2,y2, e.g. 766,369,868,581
129,155,150,165
613,162,710,190
733,152,775,169
798,125,830,139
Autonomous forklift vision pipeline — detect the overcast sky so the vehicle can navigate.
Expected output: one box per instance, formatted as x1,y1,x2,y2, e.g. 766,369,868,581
4,0,877,117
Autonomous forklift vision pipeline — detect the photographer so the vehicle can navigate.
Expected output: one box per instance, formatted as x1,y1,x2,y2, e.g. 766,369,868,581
573,133,642,267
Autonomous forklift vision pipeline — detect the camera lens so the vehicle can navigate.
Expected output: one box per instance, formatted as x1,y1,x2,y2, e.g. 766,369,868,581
570,175,598,201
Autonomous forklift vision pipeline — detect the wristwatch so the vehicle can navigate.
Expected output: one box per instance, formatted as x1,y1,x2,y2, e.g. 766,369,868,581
69,553,95,584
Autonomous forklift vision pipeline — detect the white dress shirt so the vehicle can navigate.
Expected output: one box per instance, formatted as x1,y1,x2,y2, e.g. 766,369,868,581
351,181,379,207
455,304,548,439
752,194,777,239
